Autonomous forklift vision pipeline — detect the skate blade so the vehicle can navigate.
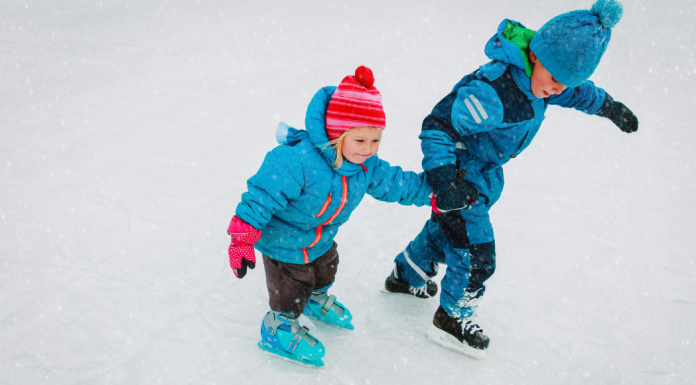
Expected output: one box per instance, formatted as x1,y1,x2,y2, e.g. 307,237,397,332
302,315,354,331
257,341,325,368
426,325,486,360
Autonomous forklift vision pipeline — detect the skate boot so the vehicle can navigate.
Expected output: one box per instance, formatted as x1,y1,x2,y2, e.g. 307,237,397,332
258,311,325,367
302,290,354,330
382,262,438,298
426,305,489,360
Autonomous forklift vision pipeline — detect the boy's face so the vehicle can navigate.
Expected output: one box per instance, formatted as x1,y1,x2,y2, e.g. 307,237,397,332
529,51,568,98
341,126,382,164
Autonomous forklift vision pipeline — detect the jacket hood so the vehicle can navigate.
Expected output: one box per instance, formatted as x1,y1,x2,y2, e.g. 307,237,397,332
275,86,377,177
477,19,537,99
483,19,529,73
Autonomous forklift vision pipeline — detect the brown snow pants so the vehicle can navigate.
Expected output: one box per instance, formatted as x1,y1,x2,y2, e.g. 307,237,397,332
262,242,339,316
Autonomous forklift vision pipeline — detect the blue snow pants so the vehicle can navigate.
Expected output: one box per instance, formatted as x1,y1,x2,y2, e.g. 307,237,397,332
395,202,496,318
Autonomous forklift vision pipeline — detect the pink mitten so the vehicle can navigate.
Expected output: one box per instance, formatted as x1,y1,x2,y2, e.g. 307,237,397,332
227,215,262,278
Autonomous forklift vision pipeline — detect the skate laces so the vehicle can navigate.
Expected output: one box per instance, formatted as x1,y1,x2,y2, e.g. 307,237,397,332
459,314,482,335
459,288,482,308
409,285,431,298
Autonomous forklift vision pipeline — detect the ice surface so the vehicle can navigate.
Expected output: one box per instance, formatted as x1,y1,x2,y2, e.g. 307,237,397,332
1,0,695,384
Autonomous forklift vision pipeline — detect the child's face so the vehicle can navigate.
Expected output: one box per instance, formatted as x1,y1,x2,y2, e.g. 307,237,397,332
341,126,382,164
529,50,568,98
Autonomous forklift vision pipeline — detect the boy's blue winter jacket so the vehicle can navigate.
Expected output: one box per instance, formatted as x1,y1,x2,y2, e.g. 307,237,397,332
421,19,607,208
235,87,432,264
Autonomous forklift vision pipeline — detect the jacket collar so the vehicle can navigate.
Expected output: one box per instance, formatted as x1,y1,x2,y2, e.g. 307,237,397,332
276,86,376,177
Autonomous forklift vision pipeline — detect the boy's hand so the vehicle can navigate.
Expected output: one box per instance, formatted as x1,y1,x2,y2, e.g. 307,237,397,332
431,182,480,213
426,165,480,213
596,93,639,133
227,215,262,279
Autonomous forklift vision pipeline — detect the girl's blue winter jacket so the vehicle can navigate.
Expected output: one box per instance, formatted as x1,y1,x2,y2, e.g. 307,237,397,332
235,87,432,264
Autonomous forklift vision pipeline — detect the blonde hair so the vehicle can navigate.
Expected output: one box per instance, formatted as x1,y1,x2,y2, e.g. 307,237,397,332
323,127,382,170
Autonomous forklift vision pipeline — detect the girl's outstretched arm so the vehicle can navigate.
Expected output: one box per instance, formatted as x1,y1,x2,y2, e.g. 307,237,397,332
366,159,432,207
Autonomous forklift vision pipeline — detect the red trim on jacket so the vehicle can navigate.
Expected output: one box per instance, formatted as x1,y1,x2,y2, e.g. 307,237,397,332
316,193,332,217
302,175,348,264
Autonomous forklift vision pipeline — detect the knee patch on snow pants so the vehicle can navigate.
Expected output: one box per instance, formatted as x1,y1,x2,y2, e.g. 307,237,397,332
431,210,470,249
466,241,496,298
263,242,339,315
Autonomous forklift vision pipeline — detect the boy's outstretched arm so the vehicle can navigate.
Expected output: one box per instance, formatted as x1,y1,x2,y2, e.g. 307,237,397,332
549,81,638,133
595,93,639,133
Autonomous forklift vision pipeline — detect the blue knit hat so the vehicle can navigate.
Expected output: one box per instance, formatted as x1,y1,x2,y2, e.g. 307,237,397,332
529,0,623,88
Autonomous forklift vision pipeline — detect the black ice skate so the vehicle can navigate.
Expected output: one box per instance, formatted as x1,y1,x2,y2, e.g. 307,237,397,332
381,263,438,298
426,305,489,360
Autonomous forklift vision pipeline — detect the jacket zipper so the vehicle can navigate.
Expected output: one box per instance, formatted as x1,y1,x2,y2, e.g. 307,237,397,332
510,131,529,159
302,175,348,263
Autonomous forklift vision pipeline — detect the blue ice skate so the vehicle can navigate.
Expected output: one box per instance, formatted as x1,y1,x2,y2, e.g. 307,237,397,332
258,311,325,367
302,291,354,330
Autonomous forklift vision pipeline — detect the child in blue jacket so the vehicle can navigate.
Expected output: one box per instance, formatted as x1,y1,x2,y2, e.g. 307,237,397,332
227,66,434,367
381,0,639,359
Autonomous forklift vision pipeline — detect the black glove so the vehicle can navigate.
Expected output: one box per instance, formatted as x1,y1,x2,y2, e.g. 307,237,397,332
426,164,480,212
596,93,639,133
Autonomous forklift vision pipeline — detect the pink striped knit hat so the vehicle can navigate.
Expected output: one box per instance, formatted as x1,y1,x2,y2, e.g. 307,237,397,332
325,66,386,141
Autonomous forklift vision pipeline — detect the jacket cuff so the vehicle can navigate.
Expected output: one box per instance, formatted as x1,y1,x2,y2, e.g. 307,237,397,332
595,93,614,117
426,164,457,195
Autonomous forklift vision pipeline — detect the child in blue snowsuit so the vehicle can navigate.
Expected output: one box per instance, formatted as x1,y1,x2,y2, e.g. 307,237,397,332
227,66,434,367
382,0,639,359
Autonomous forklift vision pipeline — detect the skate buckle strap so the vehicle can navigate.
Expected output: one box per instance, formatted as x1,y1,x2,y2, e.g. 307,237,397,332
289,326,316,350
320,295,337,316
264,311,319,348
263,311,291,336
310,292,344,316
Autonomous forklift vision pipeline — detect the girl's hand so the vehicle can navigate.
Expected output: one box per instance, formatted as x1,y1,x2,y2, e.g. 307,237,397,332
427,165,479,213
227,216,262,278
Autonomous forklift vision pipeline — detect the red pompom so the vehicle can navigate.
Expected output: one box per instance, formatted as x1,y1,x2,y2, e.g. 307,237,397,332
354,66,374,88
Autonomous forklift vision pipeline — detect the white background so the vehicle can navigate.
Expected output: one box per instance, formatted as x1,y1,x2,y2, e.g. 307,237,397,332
1,0,695,384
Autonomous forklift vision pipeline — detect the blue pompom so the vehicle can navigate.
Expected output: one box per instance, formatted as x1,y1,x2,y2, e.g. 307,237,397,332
591,0,623,28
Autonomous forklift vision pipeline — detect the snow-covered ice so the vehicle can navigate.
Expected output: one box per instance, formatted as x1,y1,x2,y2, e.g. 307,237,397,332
1,1,695,384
